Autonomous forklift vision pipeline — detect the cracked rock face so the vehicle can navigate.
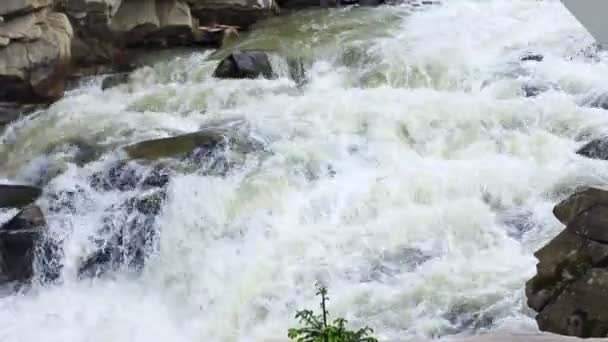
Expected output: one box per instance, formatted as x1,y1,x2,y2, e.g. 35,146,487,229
0,8,73,102
527,187,608,338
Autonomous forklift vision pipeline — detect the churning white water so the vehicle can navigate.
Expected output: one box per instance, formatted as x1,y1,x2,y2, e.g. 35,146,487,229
3,0,608,341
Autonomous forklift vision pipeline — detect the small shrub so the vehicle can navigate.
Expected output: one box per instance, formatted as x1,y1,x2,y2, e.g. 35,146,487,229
288,284,379,342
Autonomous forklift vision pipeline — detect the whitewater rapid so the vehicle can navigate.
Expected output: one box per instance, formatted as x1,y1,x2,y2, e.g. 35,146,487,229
3,0,608,341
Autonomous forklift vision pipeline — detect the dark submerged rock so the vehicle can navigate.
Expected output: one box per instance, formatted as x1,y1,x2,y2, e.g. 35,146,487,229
89,161,143,192
213,50,274,80
78,190,165,278
577,138,608,160
0,206,46,284
101,72,130,90
0,184,42,208
520,54,544,62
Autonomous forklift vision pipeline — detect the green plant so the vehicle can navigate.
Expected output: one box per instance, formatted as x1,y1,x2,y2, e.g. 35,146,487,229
288,284,379,342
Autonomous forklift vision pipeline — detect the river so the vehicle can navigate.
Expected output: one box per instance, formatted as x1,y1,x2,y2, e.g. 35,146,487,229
2,0,608,341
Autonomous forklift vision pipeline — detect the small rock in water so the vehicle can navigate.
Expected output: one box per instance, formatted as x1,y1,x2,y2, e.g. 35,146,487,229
521,54,544,62
0,184,42,209
213,50,274,79
101,73,130,90
577,138,608,160
0,206,47,285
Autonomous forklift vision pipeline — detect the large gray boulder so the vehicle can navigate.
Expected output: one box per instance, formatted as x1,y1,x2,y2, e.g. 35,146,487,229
0,10,73,102
527,187,608,337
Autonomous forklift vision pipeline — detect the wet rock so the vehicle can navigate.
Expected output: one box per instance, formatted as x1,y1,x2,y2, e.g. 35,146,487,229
553,187,608,226
78,190,165,277
47,186,86,214
0,206,46,284
126,130,226,160
521,54,544,62
577,138,608,160
213,50,274,80
537,269,608,337
0,184,42,208
527,187,608,337
141,165,171,189
567,204,608,243
526,230,608,312
89,161,143,192
101,72,130,90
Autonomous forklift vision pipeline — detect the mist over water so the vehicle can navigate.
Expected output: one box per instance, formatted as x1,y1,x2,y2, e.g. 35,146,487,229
3,1,608,341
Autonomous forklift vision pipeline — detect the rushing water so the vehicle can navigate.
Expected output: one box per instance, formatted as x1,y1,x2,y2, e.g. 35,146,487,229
3,0,608,341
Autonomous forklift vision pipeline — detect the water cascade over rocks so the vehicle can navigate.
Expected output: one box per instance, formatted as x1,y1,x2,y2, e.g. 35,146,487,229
4,0,608,341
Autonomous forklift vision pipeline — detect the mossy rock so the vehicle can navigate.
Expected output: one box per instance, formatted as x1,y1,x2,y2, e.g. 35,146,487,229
125,130,225,160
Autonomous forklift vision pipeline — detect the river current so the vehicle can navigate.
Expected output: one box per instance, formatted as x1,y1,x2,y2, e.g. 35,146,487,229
2,1,608,341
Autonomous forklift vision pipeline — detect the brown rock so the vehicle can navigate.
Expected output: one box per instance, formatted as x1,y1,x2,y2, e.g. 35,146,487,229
567,204,608,243
537,268,608,337
526,230,608,312
553,188,608,226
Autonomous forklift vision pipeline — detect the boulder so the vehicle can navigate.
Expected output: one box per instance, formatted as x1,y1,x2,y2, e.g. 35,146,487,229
577,138,608,160
527,187,608,337
0,11,73,102
0,11,43,42
536,268,608,337
526,229,608,312
0,205,46,284
553,188,608,226
188,0,276,29
110,0,160,37
567,204,608,243
125,130,226,160
0,0,52,17
213,50,274,79
155,0,193,37
0,184,42,208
